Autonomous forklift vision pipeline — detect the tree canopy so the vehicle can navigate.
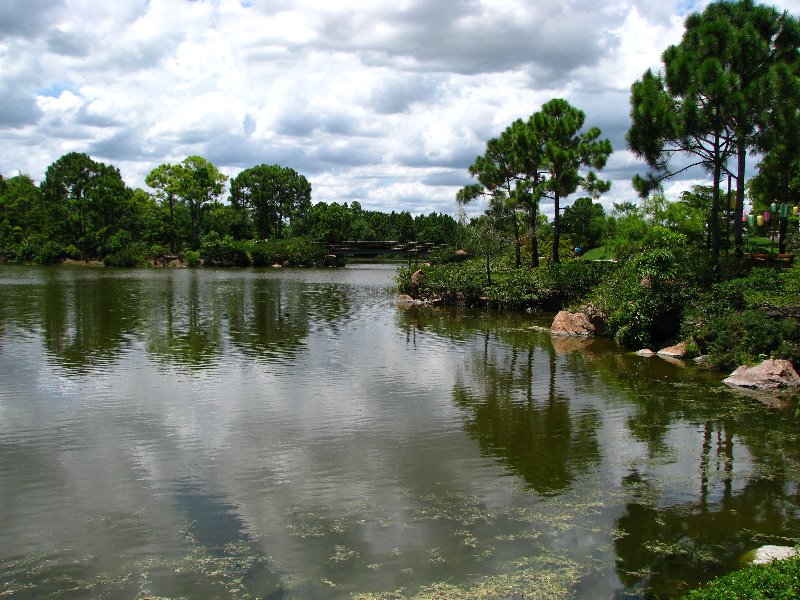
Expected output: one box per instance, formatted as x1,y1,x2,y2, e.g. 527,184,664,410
628,0,800,260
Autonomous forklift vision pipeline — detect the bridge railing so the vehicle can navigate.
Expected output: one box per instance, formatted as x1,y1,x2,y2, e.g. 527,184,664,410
322,241,450,257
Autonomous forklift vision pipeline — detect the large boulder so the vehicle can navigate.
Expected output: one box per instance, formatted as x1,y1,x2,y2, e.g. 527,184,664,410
551,310,596,337
747,545,799,565
723,359,800,390
657,342,688,359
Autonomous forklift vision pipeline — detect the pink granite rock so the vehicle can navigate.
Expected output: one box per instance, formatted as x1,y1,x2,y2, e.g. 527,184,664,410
724,359,800,390
551,310,595,337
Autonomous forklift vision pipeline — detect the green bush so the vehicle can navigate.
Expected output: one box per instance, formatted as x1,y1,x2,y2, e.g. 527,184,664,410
682,555,800,599
200,232,252,267
183,250,201,267
680,266,800,368
34,240,64,265
249,240,280,267
11,234,63,264
250,238,336,267
587,248,700,348
692,309,800,370
64,245,81,260
103,243,147,267
103,230,132,256
147,243,169,261
396,258,618,309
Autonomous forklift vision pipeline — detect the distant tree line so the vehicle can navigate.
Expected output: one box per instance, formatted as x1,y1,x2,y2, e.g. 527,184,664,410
0,153,464,266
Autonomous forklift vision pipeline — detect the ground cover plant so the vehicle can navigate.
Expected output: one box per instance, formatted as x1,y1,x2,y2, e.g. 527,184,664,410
681,555,800,599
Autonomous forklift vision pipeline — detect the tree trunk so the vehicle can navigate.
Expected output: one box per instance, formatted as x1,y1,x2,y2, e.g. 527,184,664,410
552,191,561,263
709,141,721,265
529,206,539,268
168,194,176,254
733,140,747,257
779,167,789,254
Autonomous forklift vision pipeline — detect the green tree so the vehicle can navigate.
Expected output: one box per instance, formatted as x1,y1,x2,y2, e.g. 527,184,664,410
40,152,131,259
388,211,415,242
603,204,650,259
628,0,800,260
457,132,526,267
560,196,605,252
176,156,227,249
0,173,41,233
752,58,800,253
469,213,506,285
230,164,311,240
305,201,351,242
414,211,462,245
669,185,715,247
507,117,548,268
532,99,612,263
145,162,183,252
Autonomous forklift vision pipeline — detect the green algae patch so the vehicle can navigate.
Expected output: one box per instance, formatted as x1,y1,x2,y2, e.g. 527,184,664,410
353,554,583,600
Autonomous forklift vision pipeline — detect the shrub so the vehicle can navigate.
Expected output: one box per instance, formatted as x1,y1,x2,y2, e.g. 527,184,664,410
147,244,169,261
681,555,800,599
12,234,62,263
250,238,333,267
680,265,800,368
587,247,699,349
692,309,800,370
200,232,252,267
250,240,280,267
103,243,147,267
183,250,201,267
34,240,65,265
396,258,618,309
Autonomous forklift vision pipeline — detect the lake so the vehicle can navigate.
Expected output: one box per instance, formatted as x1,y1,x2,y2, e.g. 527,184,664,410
1,263,799,599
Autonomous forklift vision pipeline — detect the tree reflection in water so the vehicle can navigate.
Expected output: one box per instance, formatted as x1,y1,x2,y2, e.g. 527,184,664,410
397,304,800,598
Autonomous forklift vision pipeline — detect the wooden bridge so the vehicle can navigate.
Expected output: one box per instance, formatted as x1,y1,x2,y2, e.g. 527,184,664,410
323,240,449,257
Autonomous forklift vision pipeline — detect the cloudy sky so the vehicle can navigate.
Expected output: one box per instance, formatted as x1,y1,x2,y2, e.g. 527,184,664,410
1,0,799,218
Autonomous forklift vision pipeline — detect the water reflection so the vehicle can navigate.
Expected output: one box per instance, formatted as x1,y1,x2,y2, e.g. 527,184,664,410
395,303,800,597
2,265,800,599
36,270,141,372
453,336,601,495
144,270,224,369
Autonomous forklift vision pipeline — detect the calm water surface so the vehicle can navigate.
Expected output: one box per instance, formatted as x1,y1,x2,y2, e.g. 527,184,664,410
1,264,799,599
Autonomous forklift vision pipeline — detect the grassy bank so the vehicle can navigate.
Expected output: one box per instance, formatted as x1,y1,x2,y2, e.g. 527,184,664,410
397,249,800,370
397,258,619,311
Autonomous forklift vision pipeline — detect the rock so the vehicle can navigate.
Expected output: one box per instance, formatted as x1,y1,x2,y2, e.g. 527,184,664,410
723,359,800,390
271,263,283,268
550,310,595,337
409,269,425,299
396,294,416,305
657,342,688,358
453,249,469,262
748,545,799,565
636,349,656,357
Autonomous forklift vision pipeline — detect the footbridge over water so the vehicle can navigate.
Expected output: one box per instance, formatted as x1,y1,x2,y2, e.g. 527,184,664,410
323,240,449,258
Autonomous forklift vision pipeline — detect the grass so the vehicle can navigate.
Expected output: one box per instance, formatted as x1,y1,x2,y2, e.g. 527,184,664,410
681,555,800,599
578,246,615,260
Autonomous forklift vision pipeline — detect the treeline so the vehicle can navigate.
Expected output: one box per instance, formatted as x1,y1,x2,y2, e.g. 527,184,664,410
0,152,464,266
